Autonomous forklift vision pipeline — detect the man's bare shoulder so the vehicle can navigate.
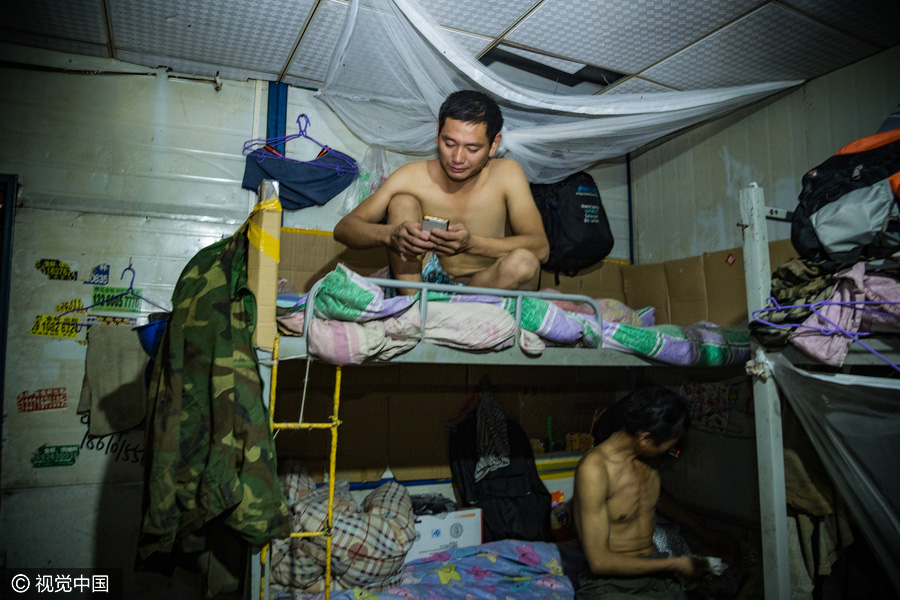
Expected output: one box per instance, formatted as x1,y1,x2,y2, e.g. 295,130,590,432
384,159,438,189
389,159,429,179
486,157,525,176
576,446,610,480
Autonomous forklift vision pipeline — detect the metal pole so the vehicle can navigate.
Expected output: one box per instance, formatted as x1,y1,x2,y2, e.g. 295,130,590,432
739,185,791,600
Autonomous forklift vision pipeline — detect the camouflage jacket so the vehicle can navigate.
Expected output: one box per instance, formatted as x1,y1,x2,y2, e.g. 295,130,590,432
139,228,289,559
749,257,836,348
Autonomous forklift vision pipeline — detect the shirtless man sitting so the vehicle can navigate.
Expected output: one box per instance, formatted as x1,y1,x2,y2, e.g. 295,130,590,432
573,387,705,599
333,90,550,295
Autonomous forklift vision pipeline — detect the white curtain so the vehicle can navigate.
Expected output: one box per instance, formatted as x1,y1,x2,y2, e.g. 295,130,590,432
316,0,801,183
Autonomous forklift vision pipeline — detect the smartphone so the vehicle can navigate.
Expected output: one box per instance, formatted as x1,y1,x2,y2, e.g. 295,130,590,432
421,215,449,232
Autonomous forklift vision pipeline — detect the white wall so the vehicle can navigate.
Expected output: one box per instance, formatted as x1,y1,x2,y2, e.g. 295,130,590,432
629,45,900,264
0,45,256,596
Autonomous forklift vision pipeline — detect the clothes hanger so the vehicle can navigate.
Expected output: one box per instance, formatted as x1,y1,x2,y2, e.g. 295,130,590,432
57,263,170,321
242,114,357,175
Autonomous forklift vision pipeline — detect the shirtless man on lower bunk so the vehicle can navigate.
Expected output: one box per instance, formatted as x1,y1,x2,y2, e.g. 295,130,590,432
572,386,707,599
333,89,549,295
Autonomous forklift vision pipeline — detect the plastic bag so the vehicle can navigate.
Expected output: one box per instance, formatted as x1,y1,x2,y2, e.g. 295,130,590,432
337,144,389,216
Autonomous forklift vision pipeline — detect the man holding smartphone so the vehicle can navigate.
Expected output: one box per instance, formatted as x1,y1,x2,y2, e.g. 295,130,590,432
333,90,550,295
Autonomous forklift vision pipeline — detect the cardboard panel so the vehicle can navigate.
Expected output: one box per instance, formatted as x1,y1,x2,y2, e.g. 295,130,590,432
332,386,391,482
389,390,466,482
279,230,385,294
514,389,601,453
704,247,749,326
273,366,391,483
768,238,798,271
539,261,626,303
623,263,669,323
541,271,581,294
388,365,470,482
579,262,626,302
664,256,708,326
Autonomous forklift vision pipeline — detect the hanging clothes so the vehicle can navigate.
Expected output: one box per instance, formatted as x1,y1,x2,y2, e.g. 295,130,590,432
241,114,357,209
138,226,289,562
241,148,357,209
78,324,149,436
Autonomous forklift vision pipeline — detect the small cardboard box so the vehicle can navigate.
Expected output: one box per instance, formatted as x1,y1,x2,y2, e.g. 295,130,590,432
404,508,483,563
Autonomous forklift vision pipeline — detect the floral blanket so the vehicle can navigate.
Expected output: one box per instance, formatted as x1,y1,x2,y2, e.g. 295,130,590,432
272,539,575,600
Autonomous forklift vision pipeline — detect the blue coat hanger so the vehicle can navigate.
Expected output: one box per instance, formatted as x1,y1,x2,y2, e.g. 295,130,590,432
242,114,357,175
57,264,170,321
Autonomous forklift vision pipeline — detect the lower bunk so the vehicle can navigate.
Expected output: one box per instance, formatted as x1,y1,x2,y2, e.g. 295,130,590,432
260,353,770,600
266,463,755,600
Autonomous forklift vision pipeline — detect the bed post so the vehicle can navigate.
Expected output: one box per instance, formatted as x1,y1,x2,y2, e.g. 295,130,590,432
740,184,791,600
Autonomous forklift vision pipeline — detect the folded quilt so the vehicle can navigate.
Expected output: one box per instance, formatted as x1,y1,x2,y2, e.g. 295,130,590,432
278,264,750,367
602,321,750,366
286,264,600,363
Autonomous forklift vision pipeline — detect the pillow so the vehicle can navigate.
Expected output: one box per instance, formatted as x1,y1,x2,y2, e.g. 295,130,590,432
422,302,516,350
596,298,644,326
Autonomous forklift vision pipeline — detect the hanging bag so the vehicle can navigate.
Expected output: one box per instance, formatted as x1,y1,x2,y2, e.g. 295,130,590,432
530,171,614,284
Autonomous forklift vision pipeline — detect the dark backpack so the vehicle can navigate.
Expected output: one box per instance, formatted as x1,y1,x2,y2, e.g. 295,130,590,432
448,394,552,544
531,171,614,283
790,128,900,272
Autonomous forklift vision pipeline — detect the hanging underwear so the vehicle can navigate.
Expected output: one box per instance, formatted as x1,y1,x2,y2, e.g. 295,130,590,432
241,148,357,210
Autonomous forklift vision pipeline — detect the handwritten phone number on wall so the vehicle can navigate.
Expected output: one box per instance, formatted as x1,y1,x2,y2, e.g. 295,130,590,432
79,415,143,464
8,573,109,594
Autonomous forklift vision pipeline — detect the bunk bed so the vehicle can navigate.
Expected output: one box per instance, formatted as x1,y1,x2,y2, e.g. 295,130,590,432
242,179,753,600
244,182,899,599
738,185,900,599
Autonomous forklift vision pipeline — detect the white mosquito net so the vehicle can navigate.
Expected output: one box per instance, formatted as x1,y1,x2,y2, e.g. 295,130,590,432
766,352,900,594
315,0,801,183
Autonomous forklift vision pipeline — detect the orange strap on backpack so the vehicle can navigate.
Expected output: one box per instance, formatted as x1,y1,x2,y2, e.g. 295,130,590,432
835,127,900,196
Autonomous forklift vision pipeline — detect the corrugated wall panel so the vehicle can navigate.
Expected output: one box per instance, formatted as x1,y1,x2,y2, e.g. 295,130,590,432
631,45,900,263
1,49,262,493
804,46,900,166
586,157,630,263
2,68,259,222
3,209,238,489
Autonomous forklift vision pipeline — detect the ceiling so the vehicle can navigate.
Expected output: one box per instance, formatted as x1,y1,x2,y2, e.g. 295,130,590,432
2,0,899,96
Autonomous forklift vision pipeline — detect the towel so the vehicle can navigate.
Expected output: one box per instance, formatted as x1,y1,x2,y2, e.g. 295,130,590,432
473,377,510,482
78,325,149,436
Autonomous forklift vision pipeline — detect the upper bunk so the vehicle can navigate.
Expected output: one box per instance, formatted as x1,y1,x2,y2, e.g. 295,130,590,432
245,183,757,370
244,182,900,372
739,184,900,374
